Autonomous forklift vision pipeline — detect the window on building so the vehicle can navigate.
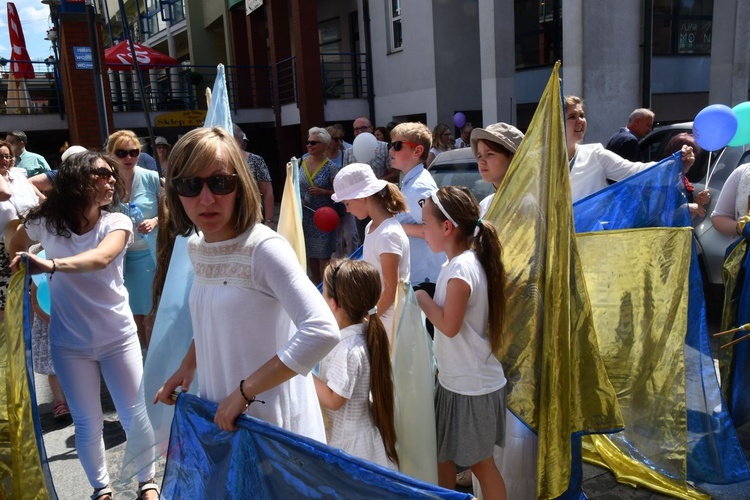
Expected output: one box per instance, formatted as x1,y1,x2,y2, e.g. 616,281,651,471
514,0,561,69
387,0,403,53
653,0,713,55
319,17,342,57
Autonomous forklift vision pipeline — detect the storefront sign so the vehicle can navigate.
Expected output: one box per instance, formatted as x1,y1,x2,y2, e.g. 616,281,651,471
155,110,207,127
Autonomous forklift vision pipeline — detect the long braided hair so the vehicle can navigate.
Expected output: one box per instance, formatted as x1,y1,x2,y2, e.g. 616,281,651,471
323,259,399,466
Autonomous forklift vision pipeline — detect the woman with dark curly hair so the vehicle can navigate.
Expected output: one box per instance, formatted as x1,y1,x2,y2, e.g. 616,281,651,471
10,151,158,500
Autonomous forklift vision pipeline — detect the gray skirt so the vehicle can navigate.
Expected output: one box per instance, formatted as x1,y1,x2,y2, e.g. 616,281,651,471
435,382,506,467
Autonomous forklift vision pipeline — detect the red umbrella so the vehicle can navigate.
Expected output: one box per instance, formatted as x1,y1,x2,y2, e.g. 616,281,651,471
104,41,178,69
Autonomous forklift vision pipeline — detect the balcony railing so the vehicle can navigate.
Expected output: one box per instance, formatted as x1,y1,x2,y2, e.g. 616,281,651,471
0,53,368,119
320,52,369,102
106,63,273,112
276,52,370,106
0,59,63,116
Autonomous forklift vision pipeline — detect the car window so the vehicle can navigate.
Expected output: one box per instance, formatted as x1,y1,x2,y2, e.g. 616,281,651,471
430,162,495,202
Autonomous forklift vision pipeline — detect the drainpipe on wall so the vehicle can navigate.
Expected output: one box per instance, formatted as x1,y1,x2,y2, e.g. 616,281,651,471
642,0,653,109
362,0,375,124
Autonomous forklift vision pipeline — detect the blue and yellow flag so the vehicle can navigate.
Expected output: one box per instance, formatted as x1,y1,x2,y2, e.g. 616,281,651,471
0,263,57,499
720,235,750,432
162,394,470,499
574,154,750,498
484,62,623,499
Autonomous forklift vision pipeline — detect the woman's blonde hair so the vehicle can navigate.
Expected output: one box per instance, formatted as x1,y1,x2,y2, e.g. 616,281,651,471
106,130,141,154
165,127,262,237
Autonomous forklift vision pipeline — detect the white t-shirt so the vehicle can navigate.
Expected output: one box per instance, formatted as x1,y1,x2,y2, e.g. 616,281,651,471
188,224,339,441
479,194,494,217
363,217,410,340
25,212,135,348
0,168,39,237
434,250,506,395
569,143,653,202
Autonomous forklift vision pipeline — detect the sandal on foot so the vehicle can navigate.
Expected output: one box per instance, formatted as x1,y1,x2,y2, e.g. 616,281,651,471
91,485,113,500
138,481,160,499
53,402,70,421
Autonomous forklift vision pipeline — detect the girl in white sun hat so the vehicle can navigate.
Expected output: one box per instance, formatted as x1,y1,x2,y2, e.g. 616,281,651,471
332,164,409,341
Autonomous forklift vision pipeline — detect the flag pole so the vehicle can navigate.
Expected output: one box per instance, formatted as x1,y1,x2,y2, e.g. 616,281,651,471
115,0,163,178
86,0,110,147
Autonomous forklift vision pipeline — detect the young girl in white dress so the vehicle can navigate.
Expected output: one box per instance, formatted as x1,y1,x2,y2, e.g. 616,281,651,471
315,259,398,469
415,186,508,500
331,164,409,341
154,127,339,442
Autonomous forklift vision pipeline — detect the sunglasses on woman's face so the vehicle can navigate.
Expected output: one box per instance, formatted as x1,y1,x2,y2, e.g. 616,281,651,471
388,140,419,152
93,167,115,179
306,140,321,146
173,174,239,197
114,149,140,159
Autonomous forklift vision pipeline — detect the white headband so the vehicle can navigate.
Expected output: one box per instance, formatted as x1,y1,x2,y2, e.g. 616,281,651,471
430,191,458,227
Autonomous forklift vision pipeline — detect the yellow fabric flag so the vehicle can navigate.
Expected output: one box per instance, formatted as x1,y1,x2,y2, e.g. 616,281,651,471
277,158,307,271
577,228,707,499
485,62,623,499
0,266,48,499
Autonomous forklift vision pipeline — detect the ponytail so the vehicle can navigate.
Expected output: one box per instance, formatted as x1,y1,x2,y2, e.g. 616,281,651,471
323,259,399,466
429,186,506,354
365,311,399,467
471,219,505,355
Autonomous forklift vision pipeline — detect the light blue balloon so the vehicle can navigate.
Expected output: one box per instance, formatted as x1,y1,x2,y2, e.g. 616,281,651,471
30,250,46,286
692,104,738,152
36,279,51,315
728,102,750,147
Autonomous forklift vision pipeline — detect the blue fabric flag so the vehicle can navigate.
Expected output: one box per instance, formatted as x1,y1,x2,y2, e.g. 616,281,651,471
162,394,471,499
203,64,233,133
573,153,750,486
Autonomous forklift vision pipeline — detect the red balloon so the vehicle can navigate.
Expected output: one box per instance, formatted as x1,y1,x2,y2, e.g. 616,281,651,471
313,206,340,232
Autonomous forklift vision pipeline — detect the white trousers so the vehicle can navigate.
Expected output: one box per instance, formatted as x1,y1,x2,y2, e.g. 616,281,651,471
51,333,155,488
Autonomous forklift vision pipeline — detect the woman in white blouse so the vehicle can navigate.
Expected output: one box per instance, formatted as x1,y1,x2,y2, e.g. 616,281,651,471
155,127,339,440
564,95,695,202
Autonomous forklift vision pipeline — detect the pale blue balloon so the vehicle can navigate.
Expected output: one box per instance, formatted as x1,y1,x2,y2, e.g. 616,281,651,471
30,250,46,286
36,279,51,315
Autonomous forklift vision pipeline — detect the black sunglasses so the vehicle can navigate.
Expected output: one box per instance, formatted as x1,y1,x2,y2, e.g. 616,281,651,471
389,140,419,152
93,167,115,179
114,149,140,159
306,140,321,146
173,174,239,197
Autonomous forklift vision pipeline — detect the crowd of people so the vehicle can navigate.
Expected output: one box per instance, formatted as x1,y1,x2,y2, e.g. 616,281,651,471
5,92,740,500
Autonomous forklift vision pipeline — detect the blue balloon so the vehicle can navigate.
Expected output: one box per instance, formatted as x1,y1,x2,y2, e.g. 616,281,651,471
692,104,738,151
36,279,51,315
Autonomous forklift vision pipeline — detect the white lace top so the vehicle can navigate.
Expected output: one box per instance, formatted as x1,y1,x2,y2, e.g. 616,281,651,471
188,224,339,441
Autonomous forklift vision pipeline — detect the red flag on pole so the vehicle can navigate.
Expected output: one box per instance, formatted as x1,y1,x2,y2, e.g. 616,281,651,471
7,2,35,79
